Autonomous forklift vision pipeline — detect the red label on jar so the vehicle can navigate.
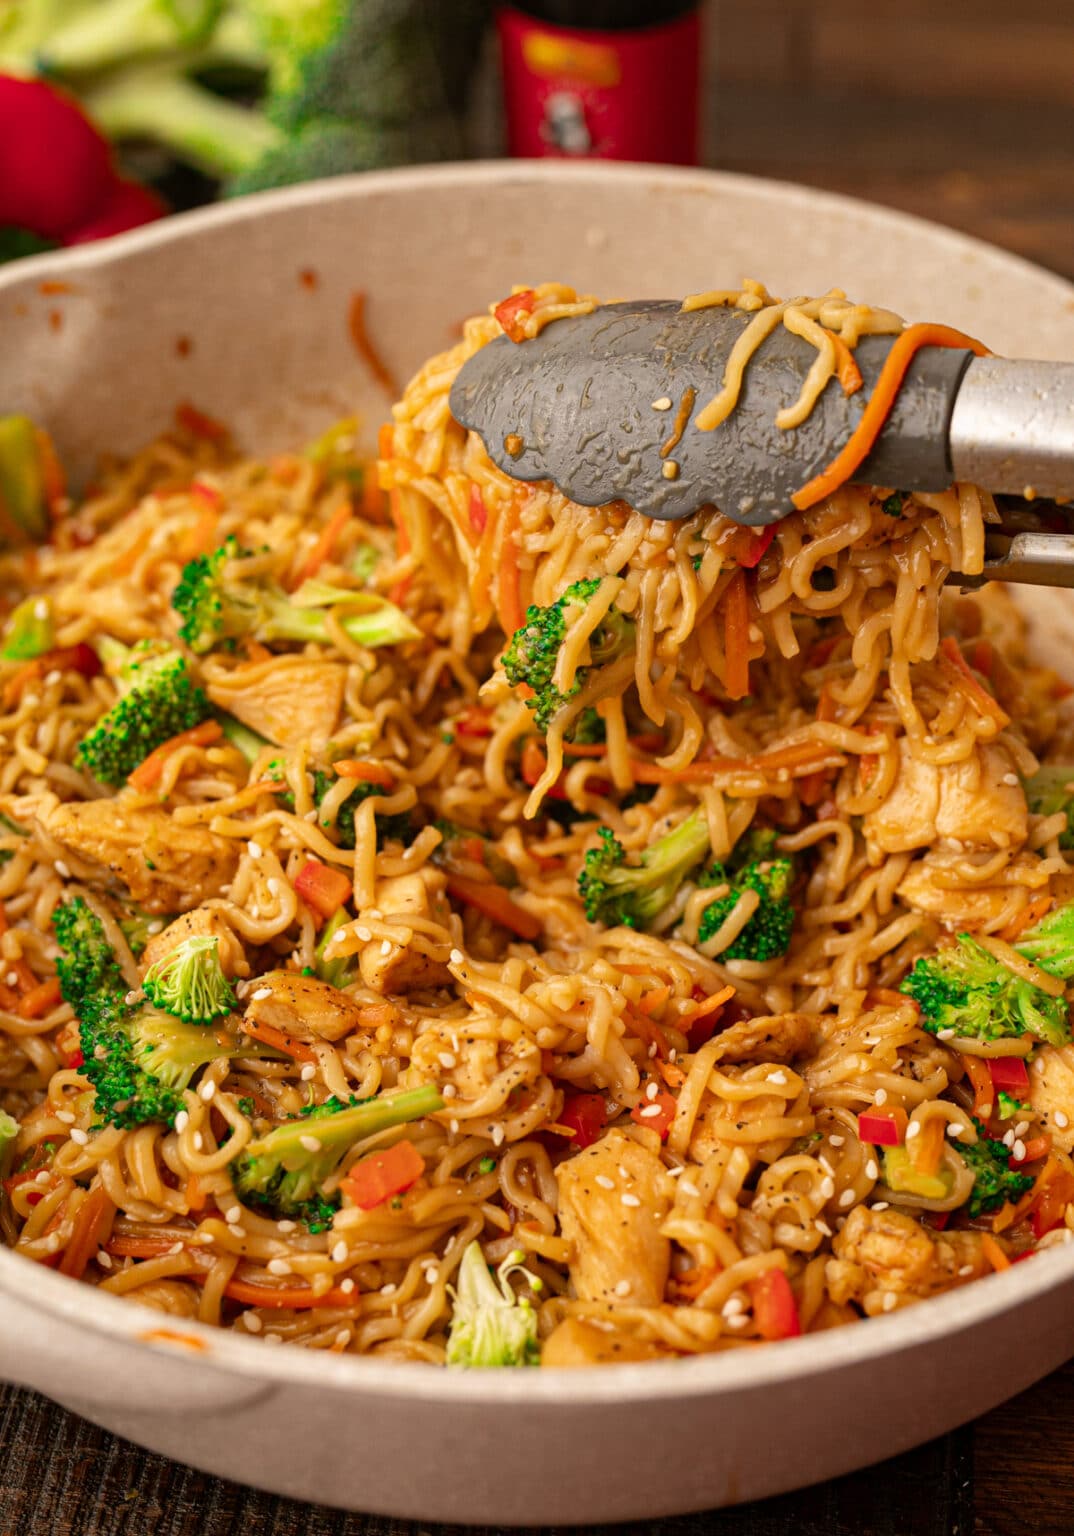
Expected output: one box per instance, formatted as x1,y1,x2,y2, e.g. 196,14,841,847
498,5,701,165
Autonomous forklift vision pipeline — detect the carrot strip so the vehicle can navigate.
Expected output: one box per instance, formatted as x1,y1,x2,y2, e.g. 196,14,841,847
332,758,394,786
446,874,541,941
59,1186,116,1280
963,1056,994,1121
185,1175,206,1212
792,324,989,511
723,568,751,701
17,977,62,1019
1001,895,1052,945
937,637,1010,728
181,502,219,560
913,1115,946,1177
107,1235,186,1259
682,984,736,1021
635,985,671,1017
348,291,398,399
295,496,353,588
830,332,864,396
240,1015,318,1064
127,719,223,792
981,1233,1011,1273
622,1004,670,1061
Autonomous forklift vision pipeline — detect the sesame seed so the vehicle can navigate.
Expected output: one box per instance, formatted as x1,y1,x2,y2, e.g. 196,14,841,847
818,1156,834,1176
958,1264,974,1277
243,1312,263,1333
936,1028,956,1040
669,1049,678,1063
613,1280,632,1297
379,940,392,957
44,670,61,687
722,1296,745,1317
250,986,272,1001
820,1177,835,1199
679,1180,700,1198
882,1292,897,1313
167,1241,184,1256
33,600,47,621
225,1206,242,1223
334,1329,351,1348
424,1265,438,1284
492,1125,505,1146
332,1241,348,1264
871,1200,890,1212
147,920,163,935
946,1123,962,1138
874,1089,888,1107
726,1314,749,1330
1013,1139,1027,1161
340,1277,355,1294
767,1071,788,1085
304,809,318,822
124,990,141,1006
5,972,18,988
595,1174,615,1190
442,1083,457,1098
815,1219,832,1235
35,1170,49,1185
69,1128,88,1146
1034,1057,1046,1075
646,1081,659,1101
227,1224,246,1239
247,841,262,859
193,1132,203,1151
299,1134,322,1153
1001,773,1019,787
267,878,280,896
838,1189,855,1208
54,1109,75,1125
1056,1111,1070,1129
651,397,672,411
53,859,71,880
96,1250,112,1270
449,1118,460,1134
638,1103,663,1118
648,1042,657,1058
1002,1129,1016,1148
1015,1120,1031,1138
828,1135,845,1148
449,948,465,967
438,1051,457,1069
276,1220,297,1233
263,1332,282,1344
906,1122,921,1140
199,1080,217,1102
621,1193,641,1208
381,1283,397,1296
865,1160,879,1180
267,1258,291,1276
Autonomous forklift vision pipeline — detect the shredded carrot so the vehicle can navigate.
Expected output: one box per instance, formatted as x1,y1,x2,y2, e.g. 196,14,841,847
294,496,353,587
348,291,398,399
792,324,989,510
240,1015,318,1064
127,719,223,792
682,984,736,1021
17,977,62,1019
59,1186,116,1280
446,874,541,941
1001,895,1053,944
107,1234,189,1259
185,1175,206,1212
937,636,1010,728
981,1233,1011,1273
180,502,219,560
723,568,751,701
333,758,394,786
656,1059,687,1089
669,1264,719,1302
635,985,671,1017
629,741,842,786
830,331,864,396
994,1154,1061,1233
622,1004,670,1061
913,1115,946,1177
963,1055,994,1121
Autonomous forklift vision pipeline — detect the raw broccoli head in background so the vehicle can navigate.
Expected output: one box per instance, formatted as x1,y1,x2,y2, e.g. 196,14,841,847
503,579,635,735
171,535,420,655
900,933,1072,1048
75,641,210,786
960,1121,1034,1218
229,1083,444,1229
578,808,710,930
141,933,237,1024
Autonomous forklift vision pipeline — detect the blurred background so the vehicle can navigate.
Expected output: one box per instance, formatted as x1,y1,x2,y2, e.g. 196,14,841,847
1,0,1072,276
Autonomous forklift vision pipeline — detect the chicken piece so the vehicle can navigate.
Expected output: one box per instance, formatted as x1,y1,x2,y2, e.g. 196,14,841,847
141,906,248,979
709,1012,817,1065
204,655,345,750
865,739,1027,856
541,1316,669,1367
897,849,1050,928
555,1130,674,1308
244,969,365,1043
1026,1046,1074,1153
355,871,452,994
39,798,238,911
827,1206,990,1306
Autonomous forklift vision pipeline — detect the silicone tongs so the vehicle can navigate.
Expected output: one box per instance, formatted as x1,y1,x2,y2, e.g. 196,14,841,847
450,301,1074,588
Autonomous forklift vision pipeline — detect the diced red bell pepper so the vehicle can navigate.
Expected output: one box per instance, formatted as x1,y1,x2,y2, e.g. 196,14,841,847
342,1139,424,1210
455,705,493,738
921,1209,951,1231
557,1091,607,1150
857,1107,909,1147
493,289,537,343
630,1089,677,1141
736,522,778,569
987,1057,1031,1094
294,858,353,921
748,1268,801,1341
468,484,488,535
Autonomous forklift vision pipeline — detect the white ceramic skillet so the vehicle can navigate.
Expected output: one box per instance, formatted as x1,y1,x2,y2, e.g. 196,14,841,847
2,162,1074,1525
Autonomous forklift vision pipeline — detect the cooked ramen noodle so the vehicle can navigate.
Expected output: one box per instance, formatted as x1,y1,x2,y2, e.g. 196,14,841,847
2,283,1074,1366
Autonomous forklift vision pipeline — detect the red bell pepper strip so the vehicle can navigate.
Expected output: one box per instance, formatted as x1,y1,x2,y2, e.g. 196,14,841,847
748,1268,801,1340
557,1092,607,1150
630,1090,677,1141
468,484,488,535
494,289,537,343
294,859,353,922
735,523,778,569
987,1057,1031,1094
343,1140,424,1210
857,1107,908,1147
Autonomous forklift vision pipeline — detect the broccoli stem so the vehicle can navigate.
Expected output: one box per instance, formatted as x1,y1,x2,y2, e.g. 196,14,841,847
85,65,281,178
38,0,224,73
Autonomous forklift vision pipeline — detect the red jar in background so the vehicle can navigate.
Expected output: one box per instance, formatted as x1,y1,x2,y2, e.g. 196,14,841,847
498,1,701,166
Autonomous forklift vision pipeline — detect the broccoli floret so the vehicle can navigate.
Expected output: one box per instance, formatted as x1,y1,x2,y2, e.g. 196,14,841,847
996,1091,1030,1121
503,580,635,735
36,0,224,72
2,595,52,661
313,906,355,990
118,906,162,959
446,1241,540,1369
696,850,796,962
578,808,710,930
52,898,125,1007
1014,902,1074,979
881,492,906,518
142,934,236,1024
229,1083,444,1227
313,769,410,851
901,934,1071,1048
1023,766,1074,849
960,1122,1034,1218
172,536,420,655
75,641,210,786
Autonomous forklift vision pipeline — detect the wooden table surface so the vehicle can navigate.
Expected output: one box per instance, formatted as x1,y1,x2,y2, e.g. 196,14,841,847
5,25,1074,1526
